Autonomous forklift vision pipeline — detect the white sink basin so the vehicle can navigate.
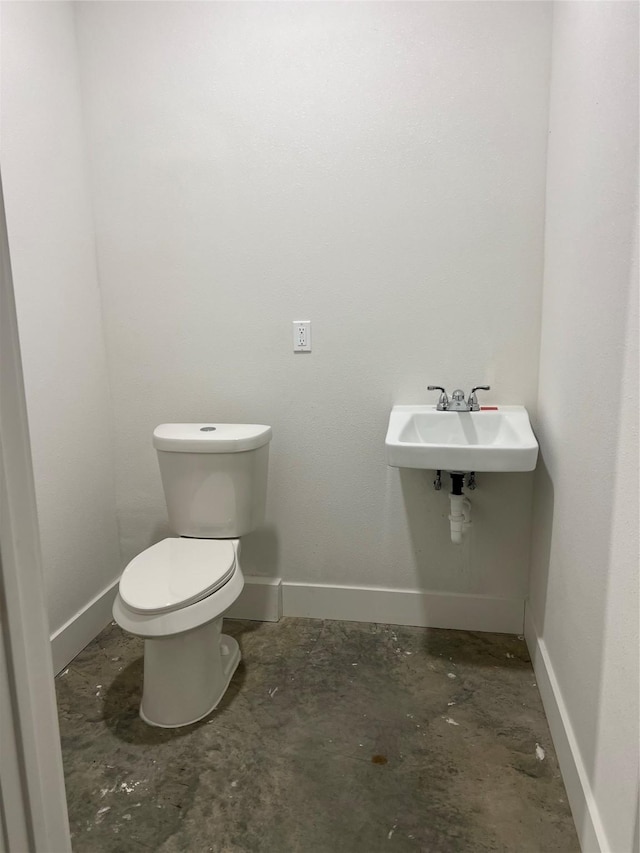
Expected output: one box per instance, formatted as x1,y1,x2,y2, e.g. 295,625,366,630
385,405,538,472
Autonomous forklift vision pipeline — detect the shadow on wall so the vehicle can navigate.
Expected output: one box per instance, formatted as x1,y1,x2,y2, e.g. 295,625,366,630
399,467,467,583
399,467,535,599
529,237,638,850
527,454,554,633
232,525,280,579
150,522,174,548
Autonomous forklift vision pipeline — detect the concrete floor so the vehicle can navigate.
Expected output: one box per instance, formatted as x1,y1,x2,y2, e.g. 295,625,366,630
56,618,579,852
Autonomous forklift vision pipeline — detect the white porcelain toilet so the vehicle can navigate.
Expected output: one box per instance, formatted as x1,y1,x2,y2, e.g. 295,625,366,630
112,423,271,728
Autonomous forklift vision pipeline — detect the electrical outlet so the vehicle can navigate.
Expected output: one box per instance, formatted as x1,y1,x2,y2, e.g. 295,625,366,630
293,320,311,352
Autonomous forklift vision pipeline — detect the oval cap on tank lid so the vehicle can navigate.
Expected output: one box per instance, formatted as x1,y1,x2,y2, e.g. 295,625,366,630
153,423,272,453
119,538,236,614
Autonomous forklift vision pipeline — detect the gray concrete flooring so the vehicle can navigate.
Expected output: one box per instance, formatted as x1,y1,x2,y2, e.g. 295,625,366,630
56,618,579,852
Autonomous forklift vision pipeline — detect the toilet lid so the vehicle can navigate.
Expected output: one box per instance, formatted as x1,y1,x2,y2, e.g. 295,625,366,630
119,538,236,615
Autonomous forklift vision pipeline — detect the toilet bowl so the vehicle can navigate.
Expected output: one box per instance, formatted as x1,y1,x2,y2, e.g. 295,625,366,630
113,537,244,728
112,422,271,728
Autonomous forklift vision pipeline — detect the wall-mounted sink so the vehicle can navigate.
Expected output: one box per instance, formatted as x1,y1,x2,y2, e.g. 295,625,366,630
385,405,538,472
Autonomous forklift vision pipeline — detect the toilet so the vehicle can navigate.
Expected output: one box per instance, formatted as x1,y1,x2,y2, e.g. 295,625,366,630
112,422,271,728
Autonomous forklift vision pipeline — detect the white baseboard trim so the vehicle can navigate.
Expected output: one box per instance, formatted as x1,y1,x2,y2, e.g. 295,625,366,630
226,575,282,622
51,578,523,676
230,577,524,633
52,575,282,674
524,604,607,853
50,579,119,676
282,582,524,634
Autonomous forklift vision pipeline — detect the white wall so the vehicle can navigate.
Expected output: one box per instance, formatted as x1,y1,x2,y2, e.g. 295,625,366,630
528,3,639,850
2,2,637,843
0,2,121,641
75,1,552,619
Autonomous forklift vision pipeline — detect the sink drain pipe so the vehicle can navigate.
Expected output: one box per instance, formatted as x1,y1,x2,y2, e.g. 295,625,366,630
449,473,472,545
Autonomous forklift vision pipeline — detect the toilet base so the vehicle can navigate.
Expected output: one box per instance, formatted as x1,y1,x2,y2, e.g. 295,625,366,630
139,620,240,728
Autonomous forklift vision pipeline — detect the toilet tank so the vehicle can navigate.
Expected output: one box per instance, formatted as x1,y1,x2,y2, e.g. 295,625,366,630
153,424,271,538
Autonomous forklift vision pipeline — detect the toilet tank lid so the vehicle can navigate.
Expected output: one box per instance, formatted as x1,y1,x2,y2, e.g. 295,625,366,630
153,423,272,453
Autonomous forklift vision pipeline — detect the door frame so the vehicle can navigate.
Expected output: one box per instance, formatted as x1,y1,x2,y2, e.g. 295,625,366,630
0,173,71,852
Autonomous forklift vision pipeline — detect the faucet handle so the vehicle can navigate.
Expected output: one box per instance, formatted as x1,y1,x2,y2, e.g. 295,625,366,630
428,385,449,411
468,385,490,411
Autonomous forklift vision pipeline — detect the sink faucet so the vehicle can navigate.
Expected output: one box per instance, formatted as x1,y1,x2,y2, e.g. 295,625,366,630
428,385,490,412
427,386,449,410
467,385,490,411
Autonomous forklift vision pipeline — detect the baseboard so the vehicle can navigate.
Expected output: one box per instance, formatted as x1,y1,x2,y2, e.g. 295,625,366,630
524,604,607,853
229,577,523,633
282,582,524,634
52,575,281,673
50,579,119,675
226,575,282,622
50,577,522,676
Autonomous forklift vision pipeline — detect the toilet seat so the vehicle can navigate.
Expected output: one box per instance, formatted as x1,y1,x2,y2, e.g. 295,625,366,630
113,539,244,640
119,538,236,615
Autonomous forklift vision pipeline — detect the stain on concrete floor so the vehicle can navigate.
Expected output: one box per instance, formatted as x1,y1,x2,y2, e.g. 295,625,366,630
55,618,579,852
